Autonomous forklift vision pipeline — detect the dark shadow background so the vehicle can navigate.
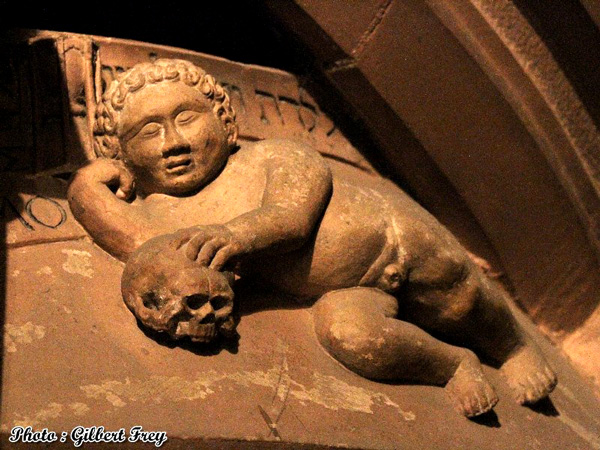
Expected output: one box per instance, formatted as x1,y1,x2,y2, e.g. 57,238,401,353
1,2,310,74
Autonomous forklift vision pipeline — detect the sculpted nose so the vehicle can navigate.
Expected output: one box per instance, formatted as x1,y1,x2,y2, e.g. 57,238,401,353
162,123,189,157
184,294,215,323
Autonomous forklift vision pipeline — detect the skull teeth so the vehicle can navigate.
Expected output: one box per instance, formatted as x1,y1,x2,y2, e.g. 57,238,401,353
170,318,216,341
189,323,217,342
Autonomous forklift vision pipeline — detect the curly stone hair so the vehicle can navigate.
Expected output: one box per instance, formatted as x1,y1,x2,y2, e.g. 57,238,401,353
94,59,238,159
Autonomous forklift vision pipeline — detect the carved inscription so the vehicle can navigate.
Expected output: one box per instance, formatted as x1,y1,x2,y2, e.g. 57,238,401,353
2,196,67,231
2,174,87,246
1,196,34,230
26,196,68,229
254,89,323,134
256,90,284,125
98,64,328,137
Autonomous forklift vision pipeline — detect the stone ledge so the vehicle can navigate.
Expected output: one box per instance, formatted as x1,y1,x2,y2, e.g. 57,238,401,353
2,239,600,449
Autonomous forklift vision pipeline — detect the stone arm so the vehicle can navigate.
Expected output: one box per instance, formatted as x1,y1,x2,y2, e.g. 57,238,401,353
183,139,333,270
67,159,155,261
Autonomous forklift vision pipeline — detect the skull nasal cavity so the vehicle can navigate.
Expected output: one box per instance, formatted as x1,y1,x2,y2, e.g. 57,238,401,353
184,294,209,310
211,295,229,310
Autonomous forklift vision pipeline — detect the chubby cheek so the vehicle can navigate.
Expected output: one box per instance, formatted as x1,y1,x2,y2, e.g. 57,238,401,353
189,124,228,164
124,137,163,169
184,120,213,151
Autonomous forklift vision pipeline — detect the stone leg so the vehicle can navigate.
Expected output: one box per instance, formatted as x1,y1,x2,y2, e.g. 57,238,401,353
468,275,558,405
401,267,558,407
312,287,498,417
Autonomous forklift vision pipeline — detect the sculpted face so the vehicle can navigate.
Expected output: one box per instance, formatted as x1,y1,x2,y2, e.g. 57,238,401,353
118,81,230,196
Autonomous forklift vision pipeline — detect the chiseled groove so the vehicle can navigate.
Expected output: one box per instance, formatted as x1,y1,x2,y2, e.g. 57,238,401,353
326,0,393,73
351,0,394,59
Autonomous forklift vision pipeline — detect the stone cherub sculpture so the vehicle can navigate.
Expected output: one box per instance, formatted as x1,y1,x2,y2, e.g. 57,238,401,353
68,58,557,418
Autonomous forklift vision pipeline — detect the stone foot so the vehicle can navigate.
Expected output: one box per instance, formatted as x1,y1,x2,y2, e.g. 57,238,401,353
501,345,557,405
445,352,499,418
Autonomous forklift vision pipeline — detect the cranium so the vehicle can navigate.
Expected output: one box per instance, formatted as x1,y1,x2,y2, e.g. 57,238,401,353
121,233,237,343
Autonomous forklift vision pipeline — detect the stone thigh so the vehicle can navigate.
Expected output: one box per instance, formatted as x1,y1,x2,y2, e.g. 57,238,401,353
312,287,475,385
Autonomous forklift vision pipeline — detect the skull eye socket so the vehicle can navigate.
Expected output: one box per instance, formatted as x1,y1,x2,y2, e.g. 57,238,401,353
184,294,209,310
142,292,161,310
210,295,230,310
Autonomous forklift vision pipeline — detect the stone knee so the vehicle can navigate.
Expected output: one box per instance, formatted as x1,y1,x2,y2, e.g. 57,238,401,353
313,288,402,380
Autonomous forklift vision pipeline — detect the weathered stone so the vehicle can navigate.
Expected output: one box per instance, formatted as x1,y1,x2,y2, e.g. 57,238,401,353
264,0,600,393
3,28,600,449
2,240,599,449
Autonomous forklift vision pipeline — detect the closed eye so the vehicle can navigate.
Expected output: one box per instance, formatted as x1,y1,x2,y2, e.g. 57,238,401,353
176,110,200,125
138,122,162,138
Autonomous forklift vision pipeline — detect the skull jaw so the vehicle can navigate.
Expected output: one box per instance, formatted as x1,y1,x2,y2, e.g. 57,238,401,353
173,320,217,343
166,316,237,343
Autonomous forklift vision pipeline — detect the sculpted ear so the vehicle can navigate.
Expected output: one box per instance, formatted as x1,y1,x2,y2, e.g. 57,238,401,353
226,121,238,150
94,134,123,160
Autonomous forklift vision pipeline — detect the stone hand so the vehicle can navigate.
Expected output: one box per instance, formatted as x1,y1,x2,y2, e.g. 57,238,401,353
175,224,248,270
76,158,135,200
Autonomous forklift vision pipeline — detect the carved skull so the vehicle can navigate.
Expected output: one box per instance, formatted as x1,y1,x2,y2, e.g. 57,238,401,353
121,234,237,343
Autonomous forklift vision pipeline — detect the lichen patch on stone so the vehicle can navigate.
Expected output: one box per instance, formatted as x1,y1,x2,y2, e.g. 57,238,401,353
69,402,90,416
11,402,91,429
13,402,63,428
36,266,54,276
290,372,415,420
4,322,46,353
61,249,94,278
79,366,415,420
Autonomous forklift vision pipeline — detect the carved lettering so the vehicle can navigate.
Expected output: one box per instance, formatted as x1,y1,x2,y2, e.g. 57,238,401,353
278,96,304,129
1,195,67,231
299,101,317,132
255,90,283,125
253,89,322,134
25,196,67,229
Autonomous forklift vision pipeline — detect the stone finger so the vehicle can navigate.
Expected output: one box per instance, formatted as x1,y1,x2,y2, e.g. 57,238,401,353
119,170,135,199
185,231,210,260
475,395,484,415
197,239,222,266
210,246,236,271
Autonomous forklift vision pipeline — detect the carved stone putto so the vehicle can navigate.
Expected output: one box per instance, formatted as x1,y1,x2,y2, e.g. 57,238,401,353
68,58,557,418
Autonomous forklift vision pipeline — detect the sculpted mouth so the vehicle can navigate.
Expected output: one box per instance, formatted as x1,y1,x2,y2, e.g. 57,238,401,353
165,157,192,174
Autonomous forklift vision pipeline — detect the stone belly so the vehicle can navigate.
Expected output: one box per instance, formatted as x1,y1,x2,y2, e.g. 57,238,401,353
258,184,393,297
